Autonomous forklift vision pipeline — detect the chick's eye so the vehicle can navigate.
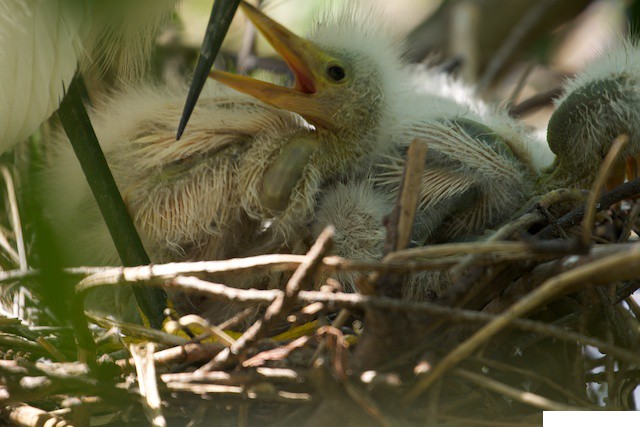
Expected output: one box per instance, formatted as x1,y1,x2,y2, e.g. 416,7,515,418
327,65,346,82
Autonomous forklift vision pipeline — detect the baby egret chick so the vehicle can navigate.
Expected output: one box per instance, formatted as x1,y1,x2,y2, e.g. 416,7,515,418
546,40,640,189
46,82,304,267
387,70,540,242
0,0,179,151
207,3,540,300
310,62,541,299
46,80,305,318
46,2,412,318
208,2,411,243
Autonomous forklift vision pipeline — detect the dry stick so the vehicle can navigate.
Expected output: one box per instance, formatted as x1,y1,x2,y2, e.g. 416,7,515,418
81,265,640,366
581,134,629,245
198,227,334,372
0,238,590,288
69,253,466,289
508,87,563,117
1,166,27,321
217,307,257,330
452,368,580,411
618,200,640,243
161,367,303,385
131,343,166,427
1,403,71,427
0,226,19,265
318,140,427,367
472,355,596,408
536,177,640,239
385,139,429,253
165,381,311,403
353,140,428,371
439,213,545,310
309,308,350,367
625,295,640,321
444,213,541,279
505,62,536,108
476,0,560,92
35,337,67,363
117,342,224,369
0,167,27,270
404,244,640,403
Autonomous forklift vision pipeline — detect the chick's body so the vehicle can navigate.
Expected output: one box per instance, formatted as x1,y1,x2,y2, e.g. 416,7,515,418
47,82,307,267
47,2,549,319
312,67,541,298
546,40,640,190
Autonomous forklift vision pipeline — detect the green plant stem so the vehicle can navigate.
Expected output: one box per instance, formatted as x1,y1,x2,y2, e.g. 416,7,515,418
177,0,241,139
58,77,166,329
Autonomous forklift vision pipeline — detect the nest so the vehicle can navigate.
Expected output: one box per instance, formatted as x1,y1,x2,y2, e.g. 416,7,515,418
1,134,639,426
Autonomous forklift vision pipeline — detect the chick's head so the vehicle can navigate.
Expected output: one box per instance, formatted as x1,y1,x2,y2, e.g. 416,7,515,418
211,2,407,156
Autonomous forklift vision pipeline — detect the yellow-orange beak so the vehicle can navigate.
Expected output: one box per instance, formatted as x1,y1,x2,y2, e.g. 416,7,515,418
209,1,339,129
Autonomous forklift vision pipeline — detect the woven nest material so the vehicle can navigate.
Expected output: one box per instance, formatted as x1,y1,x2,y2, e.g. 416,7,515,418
1,140,640,426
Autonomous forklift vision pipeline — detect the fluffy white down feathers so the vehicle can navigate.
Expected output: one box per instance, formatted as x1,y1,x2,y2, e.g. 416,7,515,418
0,0,179,151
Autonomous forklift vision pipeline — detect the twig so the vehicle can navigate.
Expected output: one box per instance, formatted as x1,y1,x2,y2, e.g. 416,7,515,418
161,367,303,385
217,307,257,330
0,237,594,289
506,62,536,107
477,0,560,92
508,87,563,117
404,243,640,402
444,212,543,301
199,227,334,371
385,139,429,253
309,309,351,366
537,177,640,239
453,368,580,411
35,337,67,362
0,220,19,266
131,343,166,427
472,356,596,408
0,167,27,271
0,333,49,358
1,404,71,427
618,201,640,242
165,382,312,403
77,261,640,366
581,134,629,245
117,342,224,369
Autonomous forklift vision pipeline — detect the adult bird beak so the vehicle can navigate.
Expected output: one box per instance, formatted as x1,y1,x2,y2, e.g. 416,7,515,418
209,1,340,130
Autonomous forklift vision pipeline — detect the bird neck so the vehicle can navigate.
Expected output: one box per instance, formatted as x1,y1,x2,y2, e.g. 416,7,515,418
313,126,378,174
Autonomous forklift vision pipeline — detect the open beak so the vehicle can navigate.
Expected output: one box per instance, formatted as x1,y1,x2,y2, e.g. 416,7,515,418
209,1,338,129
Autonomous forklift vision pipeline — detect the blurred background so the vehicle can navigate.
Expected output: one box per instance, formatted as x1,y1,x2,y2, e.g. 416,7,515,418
145,0,633,130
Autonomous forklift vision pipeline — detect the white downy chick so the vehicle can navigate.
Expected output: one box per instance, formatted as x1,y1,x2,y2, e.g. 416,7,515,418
546,39,640,189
